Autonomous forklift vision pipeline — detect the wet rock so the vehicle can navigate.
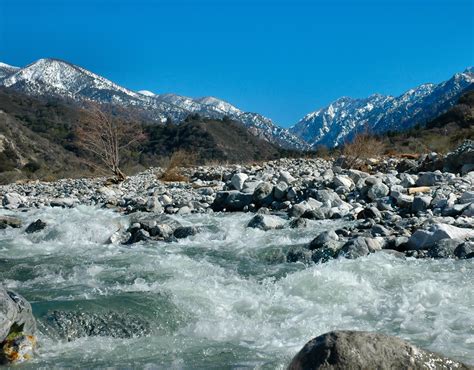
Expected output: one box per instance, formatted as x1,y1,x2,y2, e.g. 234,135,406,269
44,310,150,341
125,228,150,244
25,219,47,234
407,223,474,250
308,230,339,251
212,191,252,212
0,287,37,364
0,216,22,229
337,237,382,259
286,247,312,263
247,214,285,231
427,238,463,259
50,197,77,208
301,209,325,221
289,217,308,228
454,241,474,259
288,330,471,370
173,226,198,239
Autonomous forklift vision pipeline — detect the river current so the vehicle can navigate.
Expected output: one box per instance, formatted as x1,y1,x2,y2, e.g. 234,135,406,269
1,206,473,368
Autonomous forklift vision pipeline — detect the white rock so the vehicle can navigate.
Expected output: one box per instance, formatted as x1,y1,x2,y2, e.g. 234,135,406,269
230,173,248,191
407,223,474,250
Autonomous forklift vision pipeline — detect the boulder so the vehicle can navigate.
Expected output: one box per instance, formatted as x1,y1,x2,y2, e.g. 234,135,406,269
454,242,474,259
308,230,339,251
25,219,47,234
2,193,25,210
367,182,389,201
173,226,198,239
416,171,444,186
0,287,36,364
412,195,432,213
212,191,252,212
247,214,285,231
278,171,295,185
427,239,463,259
333,175,353,189
253,182,274,207
443,139,474,173
0,216,22,229
288,331,471,370
407,223,474,250
230,173,248,191
337,237,382,259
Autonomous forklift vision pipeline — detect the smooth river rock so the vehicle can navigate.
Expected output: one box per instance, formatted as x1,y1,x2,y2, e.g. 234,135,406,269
288,330,471,370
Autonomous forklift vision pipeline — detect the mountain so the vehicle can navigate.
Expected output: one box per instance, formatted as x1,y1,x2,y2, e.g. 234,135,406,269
0,62,20,80
290,68,474,148
0,58,307,150
0,87,298,183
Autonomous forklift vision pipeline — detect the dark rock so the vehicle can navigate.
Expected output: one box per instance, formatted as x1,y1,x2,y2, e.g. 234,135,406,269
253,182,274,207
247,214,285,231
356,206,381,220
301,209,325,220
308,231,339,251
173,226,198,239
125,228,150,244
427,239,463,258
289,218,308,228
337,237,382,259
454,242,474,259
286,247,312,263
44,310,150,341
212,191,253,212
25,219,47,234
288,330,471,370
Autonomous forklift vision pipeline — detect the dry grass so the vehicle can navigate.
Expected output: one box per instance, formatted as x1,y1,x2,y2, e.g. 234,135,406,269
342,130,385,169
159,150,196,182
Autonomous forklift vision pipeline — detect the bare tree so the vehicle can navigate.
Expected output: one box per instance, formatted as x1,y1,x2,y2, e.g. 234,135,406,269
75,104,146,180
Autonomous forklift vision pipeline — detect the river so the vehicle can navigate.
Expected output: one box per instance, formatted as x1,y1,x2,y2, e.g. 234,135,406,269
1,206,473,368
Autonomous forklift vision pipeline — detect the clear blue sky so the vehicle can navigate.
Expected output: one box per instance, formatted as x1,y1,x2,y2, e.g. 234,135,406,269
1,0,473,126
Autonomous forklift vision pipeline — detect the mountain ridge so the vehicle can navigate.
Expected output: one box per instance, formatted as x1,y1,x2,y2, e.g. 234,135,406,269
0,58,307,150
290,68,473,147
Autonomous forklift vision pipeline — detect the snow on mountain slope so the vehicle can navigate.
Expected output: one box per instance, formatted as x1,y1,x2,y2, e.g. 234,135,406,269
0,58,306,150
291,68,473,148
0,62,20,80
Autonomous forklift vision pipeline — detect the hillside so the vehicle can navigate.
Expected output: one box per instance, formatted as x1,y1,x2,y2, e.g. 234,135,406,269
382,90,474,154
0,88,292,183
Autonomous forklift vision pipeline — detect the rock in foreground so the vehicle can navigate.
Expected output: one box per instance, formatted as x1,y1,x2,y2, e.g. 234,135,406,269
0,286,37,364
288,331,471,370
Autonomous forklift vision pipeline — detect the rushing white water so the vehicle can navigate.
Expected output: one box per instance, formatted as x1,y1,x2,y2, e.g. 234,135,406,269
1,206,473,368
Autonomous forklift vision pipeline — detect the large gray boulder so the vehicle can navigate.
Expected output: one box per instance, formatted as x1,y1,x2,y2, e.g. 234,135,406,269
253,182,274,207
212,191,253,212
288,330,470,370
337,237,382,259
247,214,285,231
0,287,37,364
230,173,248,191
407,223,474,250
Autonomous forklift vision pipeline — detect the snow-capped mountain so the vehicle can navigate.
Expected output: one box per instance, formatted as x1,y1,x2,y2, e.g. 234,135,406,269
0,58,306,150
0,62,20,80
291,68,473,148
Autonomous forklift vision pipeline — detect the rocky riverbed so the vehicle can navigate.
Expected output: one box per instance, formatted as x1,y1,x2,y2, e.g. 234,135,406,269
0,141,473,367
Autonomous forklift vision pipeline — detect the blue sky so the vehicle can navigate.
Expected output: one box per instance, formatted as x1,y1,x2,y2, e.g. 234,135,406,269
0,0,473,126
